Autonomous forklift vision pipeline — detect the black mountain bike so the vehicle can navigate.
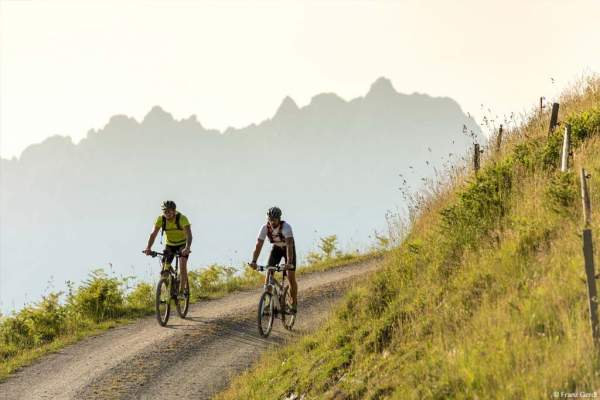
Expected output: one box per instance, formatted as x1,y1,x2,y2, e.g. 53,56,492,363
144,250,190,326
254,264,296,337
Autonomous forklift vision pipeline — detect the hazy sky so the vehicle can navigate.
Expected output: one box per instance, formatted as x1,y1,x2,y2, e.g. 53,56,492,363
1,0,599,159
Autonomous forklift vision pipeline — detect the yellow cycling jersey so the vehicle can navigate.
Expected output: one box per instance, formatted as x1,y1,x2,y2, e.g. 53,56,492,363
154,213,191,246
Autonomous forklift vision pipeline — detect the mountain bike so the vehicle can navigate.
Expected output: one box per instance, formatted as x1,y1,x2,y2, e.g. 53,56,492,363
143,250,190,326
253,264,296,337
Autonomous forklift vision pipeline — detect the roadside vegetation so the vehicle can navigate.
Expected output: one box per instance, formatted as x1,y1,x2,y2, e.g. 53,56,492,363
0,235,381,380
216,76,600,399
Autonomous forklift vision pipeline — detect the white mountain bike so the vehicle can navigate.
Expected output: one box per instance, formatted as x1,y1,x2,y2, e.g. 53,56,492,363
253,264,296,337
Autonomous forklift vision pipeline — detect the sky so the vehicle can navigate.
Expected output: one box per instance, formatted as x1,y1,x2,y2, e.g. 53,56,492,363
1,0,599,159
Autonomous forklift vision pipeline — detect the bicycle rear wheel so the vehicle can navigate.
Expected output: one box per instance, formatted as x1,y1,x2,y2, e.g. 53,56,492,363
176,280,190,318
281,286,296,330
155,278,171,326
258,291,274,337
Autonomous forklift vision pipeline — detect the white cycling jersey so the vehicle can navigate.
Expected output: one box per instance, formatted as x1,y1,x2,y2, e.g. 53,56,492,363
258,221,293,248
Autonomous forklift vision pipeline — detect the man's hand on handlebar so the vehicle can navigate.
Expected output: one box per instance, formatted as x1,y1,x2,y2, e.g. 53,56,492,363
249,261,258,270
143,248,152,256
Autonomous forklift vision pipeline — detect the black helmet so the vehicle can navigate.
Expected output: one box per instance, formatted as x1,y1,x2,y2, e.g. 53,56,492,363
267,206,282,219
161,200,177,211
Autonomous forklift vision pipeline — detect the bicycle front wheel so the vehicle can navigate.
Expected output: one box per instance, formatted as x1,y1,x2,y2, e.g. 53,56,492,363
155,278,171,326
258,291,274,337
176,280,190,318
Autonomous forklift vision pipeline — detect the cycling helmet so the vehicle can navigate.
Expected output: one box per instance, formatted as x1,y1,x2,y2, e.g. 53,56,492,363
267,206,282,219
161,200,177,211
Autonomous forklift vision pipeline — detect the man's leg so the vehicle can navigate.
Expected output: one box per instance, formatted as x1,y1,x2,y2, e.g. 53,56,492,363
180,255,189,294
162,247,175,277
266,246,284,288
286,245,298,310
287,270,298,308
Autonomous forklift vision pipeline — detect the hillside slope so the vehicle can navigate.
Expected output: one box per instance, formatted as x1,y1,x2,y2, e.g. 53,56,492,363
217,77,600,399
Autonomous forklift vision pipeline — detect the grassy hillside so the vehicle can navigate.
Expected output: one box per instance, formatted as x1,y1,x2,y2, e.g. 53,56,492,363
217,77,600,399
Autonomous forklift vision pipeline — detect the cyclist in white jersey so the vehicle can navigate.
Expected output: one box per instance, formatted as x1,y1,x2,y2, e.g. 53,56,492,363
250,206,297,314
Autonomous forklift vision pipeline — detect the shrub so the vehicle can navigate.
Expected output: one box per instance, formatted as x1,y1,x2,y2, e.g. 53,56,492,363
440,158,513,252
545,171,577,215
1,313,34,350
0,292,67,354
188,264,262,299
319,235,340,259
306,235,343,264
126,282,154,314
69,269,125,322
566,106,600,145
541,131,563,171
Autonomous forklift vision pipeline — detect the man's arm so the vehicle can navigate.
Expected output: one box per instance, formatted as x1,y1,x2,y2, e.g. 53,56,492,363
286,237,295,266
183,225,193,255
251,239,264,267
144,225,161,254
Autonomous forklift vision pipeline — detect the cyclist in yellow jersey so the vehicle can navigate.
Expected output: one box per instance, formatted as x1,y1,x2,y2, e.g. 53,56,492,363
143,201,192,297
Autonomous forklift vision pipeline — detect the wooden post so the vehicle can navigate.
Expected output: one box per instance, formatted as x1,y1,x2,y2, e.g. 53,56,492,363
473,143,481,172
561,124,571,172
582,169,592,227
540,96,545,113
496,124,503,154
548,102,560,135
580,168,599,349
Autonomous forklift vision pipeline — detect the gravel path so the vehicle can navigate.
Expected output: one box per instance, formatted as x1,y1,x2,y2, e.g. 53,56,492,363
0,259,378,400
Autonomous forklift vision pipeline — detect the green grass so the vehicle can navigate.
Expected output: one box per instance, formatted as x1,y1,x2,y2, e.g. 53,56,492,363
0,245,379,381
297,250,382,275
216,76,600,399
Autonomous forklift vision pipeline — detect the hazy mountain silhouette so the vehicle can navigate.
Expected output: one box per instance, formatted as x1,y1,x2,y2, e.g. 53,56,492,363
0,77,481,312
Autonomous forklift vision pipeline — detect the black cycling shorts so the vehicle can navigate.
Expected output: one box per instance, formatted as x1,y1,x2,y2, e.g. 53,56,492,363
162,244,186,264
268,245,296,271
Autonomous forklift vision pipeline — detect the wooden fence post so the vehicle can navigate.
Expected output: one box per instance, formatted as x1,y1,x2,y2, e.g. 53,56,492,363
549,102,560,135
473,143,481,172
580,168,599,350
496,124,503,154
540,97,545,113
561,124,571,172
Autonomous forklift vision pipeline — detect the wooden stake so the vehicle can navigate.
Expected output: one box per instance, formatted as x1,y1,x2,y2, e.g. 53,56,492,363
561,124,571,172
580,169,599,350
548,102,560,135
581,168,592,228
496,124,503,154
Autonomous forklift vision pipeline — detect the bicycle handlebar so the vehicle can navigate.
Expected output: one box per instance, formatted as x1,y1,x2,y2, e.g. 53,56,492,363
249,263,287,272
142,250,191,258
143,251,164,257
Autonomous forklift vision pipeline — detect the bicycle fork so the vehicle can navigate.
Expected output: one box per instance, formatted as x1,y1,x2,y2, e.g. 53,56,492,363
264,283,281,310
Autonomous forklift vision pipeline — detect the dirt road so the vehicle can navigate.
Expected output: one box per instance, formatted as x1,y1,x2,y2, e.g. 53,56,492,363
0,259,378,400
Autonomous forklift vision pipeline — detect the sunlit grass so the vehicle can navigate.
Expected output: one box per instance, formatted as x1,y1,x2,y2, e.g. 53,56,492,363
216,76,600,399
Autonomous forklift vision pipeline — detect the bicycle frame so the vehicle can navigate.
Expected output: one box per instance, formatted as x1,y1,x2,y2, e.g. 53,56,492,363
145,250,182,293
255,263,295,336
258,265,288,309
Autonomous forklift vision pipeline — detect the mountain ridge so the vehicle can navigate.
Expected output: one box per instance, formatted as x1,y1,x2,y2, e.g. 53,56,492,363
3,77,474,162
